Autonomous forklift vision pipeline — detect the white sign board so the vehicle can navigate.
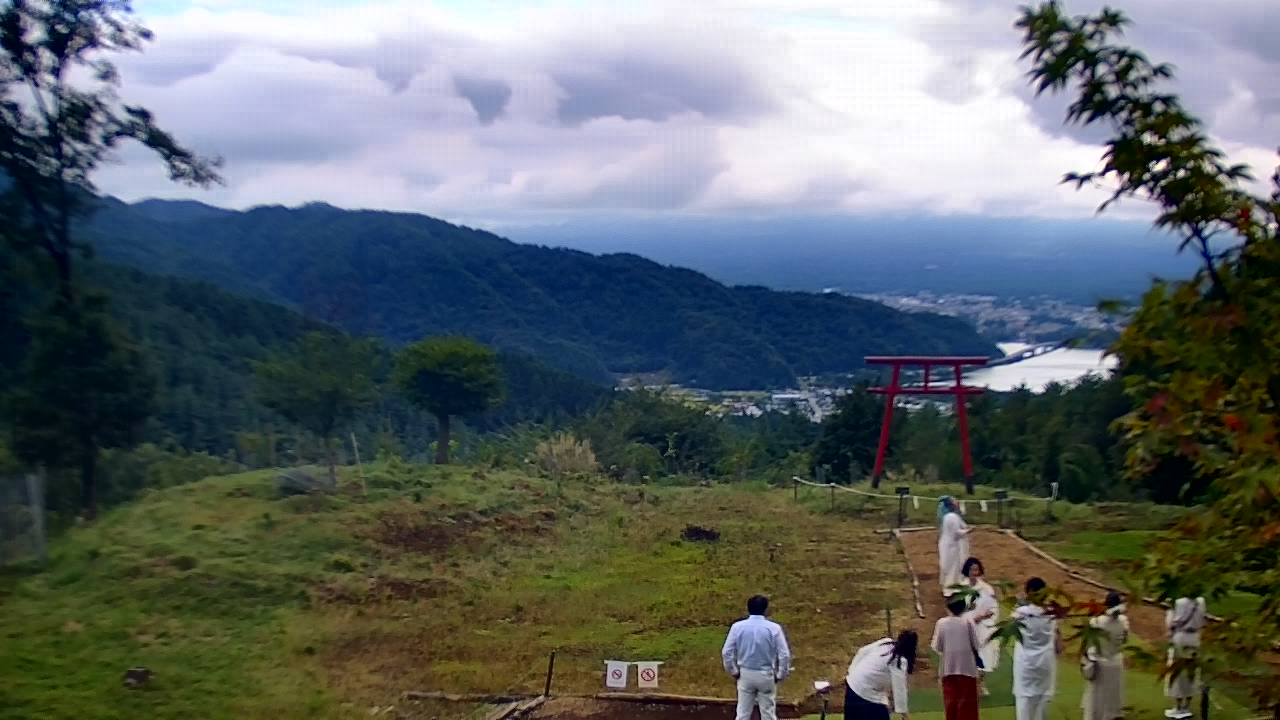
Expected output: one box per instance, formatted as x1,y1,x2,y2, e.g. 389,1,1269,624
636,661,662,689
605,661,629,689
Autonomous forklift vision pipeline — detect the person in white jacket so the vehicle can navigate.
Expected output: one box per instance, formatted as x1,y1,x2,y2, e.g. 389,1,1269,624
1013,577,1063,720
1164,597,1206,719
843,630,918,720
937,497,971,595
961,557,1000,695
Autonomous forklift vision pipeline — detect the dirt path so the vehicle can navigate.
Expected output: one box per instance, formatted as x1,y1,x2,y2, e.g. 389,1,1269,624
897,527,1169,645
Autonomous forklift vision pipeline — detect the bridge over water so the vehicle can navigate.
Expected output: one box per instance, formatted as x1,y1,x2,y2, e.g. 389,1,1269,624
983,340,1073,368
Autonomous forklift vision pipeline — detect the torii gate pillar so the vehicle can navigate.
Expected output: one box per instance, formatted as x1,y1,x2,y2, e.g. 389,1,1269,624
865,356,990,495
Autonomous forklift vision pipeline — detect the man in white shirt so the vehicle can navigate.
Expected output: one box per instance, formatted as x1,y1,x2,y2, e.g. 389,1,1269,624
722,595,792,720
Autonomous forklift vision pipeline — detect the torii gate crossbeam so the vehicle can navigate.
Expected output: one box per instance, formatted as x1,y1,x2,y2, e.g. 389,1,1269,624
865,355,990,494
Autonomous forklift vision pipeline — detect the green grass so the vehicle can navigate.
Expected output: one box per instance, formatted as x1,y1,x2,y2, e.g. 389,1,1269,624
0,465,913,719
2,468,1254,720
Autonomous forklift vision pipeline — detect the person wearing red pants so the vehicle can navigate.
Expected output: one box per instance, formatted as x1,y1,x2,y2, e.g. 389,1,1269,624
932,595,983,720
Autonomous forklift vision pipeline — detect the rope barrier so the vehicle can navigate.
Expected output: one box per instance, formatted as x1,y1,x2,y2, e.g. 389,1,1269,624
791,476,1056,505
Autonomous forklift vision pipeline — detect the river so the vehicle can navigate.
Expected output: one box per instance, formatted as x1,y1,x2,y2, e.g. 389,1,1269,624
964,342,1116,392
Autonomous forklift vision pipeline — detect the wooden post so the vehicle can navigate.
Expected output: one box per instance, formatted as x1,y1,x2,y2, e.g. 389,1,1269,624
995,490,1008,529
793,477,798,501
896,486,910,528
885,607,892,637
544,649,556,697
829,484,835,511
1200,687,1208,720
351,432,367,497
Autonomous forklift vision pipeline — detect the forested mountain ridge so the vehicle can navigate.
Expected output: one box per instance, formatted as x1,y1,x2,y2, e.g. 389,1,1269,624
81,198,997,389
0,260,608,462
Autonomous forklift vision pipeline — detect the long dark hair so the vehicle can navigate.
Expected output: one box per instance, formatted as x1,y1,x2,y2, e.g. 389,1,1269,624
889,629,918,674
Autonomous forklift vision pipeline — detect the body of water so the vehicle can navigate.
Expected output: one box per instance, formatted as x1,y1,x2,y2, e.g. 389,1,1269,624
965,342,1116,392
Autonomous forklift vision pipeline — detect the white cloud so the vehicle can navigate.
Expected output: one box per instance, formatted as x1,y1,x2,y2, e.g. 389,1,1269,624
94,0,1278,223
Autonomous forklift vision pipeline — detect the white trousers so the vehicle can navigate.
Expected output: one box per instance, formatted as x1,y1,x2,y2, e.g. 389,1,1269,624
1016,694,1052,720
735,669,778,720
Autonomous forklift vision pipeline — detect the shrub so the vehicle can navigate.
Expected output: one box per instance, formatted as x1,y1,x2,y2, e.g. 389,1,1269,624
531,433,599,478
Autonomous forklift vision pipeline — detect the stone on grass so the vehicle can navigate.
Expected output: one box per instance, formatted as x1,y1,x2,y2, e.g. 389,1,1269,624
276,468,335,497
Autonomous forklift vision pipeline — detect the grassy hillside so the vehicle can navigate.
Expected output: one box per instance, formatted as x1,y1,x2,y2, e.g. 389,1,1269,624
0,465,912,719
81,198,997,388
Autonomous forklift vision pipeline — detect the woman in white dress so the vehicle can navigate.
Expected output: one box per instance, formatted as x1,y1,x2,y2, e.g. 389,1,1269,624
962,557,1000,694
1164,597,1206,719
937,496,971,595
1082,591,1129,720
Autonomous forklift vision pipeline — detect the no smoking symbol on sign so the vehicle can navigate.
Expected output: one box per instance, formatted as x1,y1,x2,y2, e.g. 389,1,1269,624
640,668,656,682
611,669,624,679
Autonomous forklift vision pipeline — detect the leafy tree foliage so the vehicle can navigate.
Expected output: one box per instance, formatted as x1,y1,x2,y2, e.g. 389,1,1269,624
394,336,504,465
811,386,885,483
578,391,726,478
254,331,378,485
0,0,219,519
7,296,152,518
0,0,220,298
1019,1,1280,709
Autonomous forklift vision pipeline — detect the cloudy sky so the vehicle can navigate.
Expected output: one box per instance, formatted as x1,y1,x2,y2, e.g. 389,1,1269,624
97,0,1278,226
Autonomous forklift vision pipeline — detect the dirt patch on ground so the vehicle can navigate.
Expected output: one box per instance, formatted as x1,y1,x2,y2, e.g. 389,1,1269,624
370,507,556,555
898,527,1169,644
312,575,451,605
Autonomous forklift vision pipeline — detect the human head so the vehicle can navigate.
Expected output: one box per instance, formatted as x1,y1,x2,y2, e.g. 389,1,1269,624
1025,577,1047,601
747,595,769,616
936,496,955,524
1105,591,1123,609
962,557,985,579
947,596,969,616
891,629,919,674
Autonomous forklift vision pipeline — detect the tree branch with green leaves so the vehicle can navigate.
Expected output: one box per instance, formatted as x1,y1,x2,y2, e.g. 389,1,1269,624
1018,1,1280,710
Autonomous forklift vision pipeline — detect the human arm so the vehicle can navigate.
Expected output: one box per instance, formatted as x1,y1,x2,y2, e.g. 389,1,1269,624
930,621,942,655
889,657,910,716
774,624,792,681
722,624,740,677
1054,623,1064,655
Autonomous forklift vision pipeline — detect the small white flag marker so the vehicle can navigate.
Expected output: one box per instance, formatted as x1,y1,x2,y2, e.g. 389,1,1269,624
912,496,920,509
980,500,989,513
959,501,967,514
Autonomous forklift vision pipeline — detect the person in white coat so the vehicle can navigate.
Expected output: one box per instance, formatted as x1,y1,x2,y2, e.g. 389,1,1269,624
1082,591,1129,720
961,557,1000,695
1164,597,1206,719
1013,577,1063,720
937,497,971,595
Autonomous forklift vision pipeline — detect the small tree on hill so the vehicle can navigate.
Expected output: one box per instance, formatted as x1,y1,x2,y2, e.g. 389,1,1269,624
254,331,378,485
394,336,504,465
1018,1,1280,711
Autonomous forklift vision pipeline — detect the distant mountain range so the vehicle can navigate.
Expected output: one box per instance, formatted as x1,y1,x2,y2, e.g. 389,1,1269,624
79,199,996,389
506,215,1198,303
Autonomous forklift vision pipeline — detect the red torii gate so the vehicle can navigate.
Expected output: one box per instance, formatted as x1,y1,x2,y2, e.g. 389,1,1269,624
865,356,989,494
